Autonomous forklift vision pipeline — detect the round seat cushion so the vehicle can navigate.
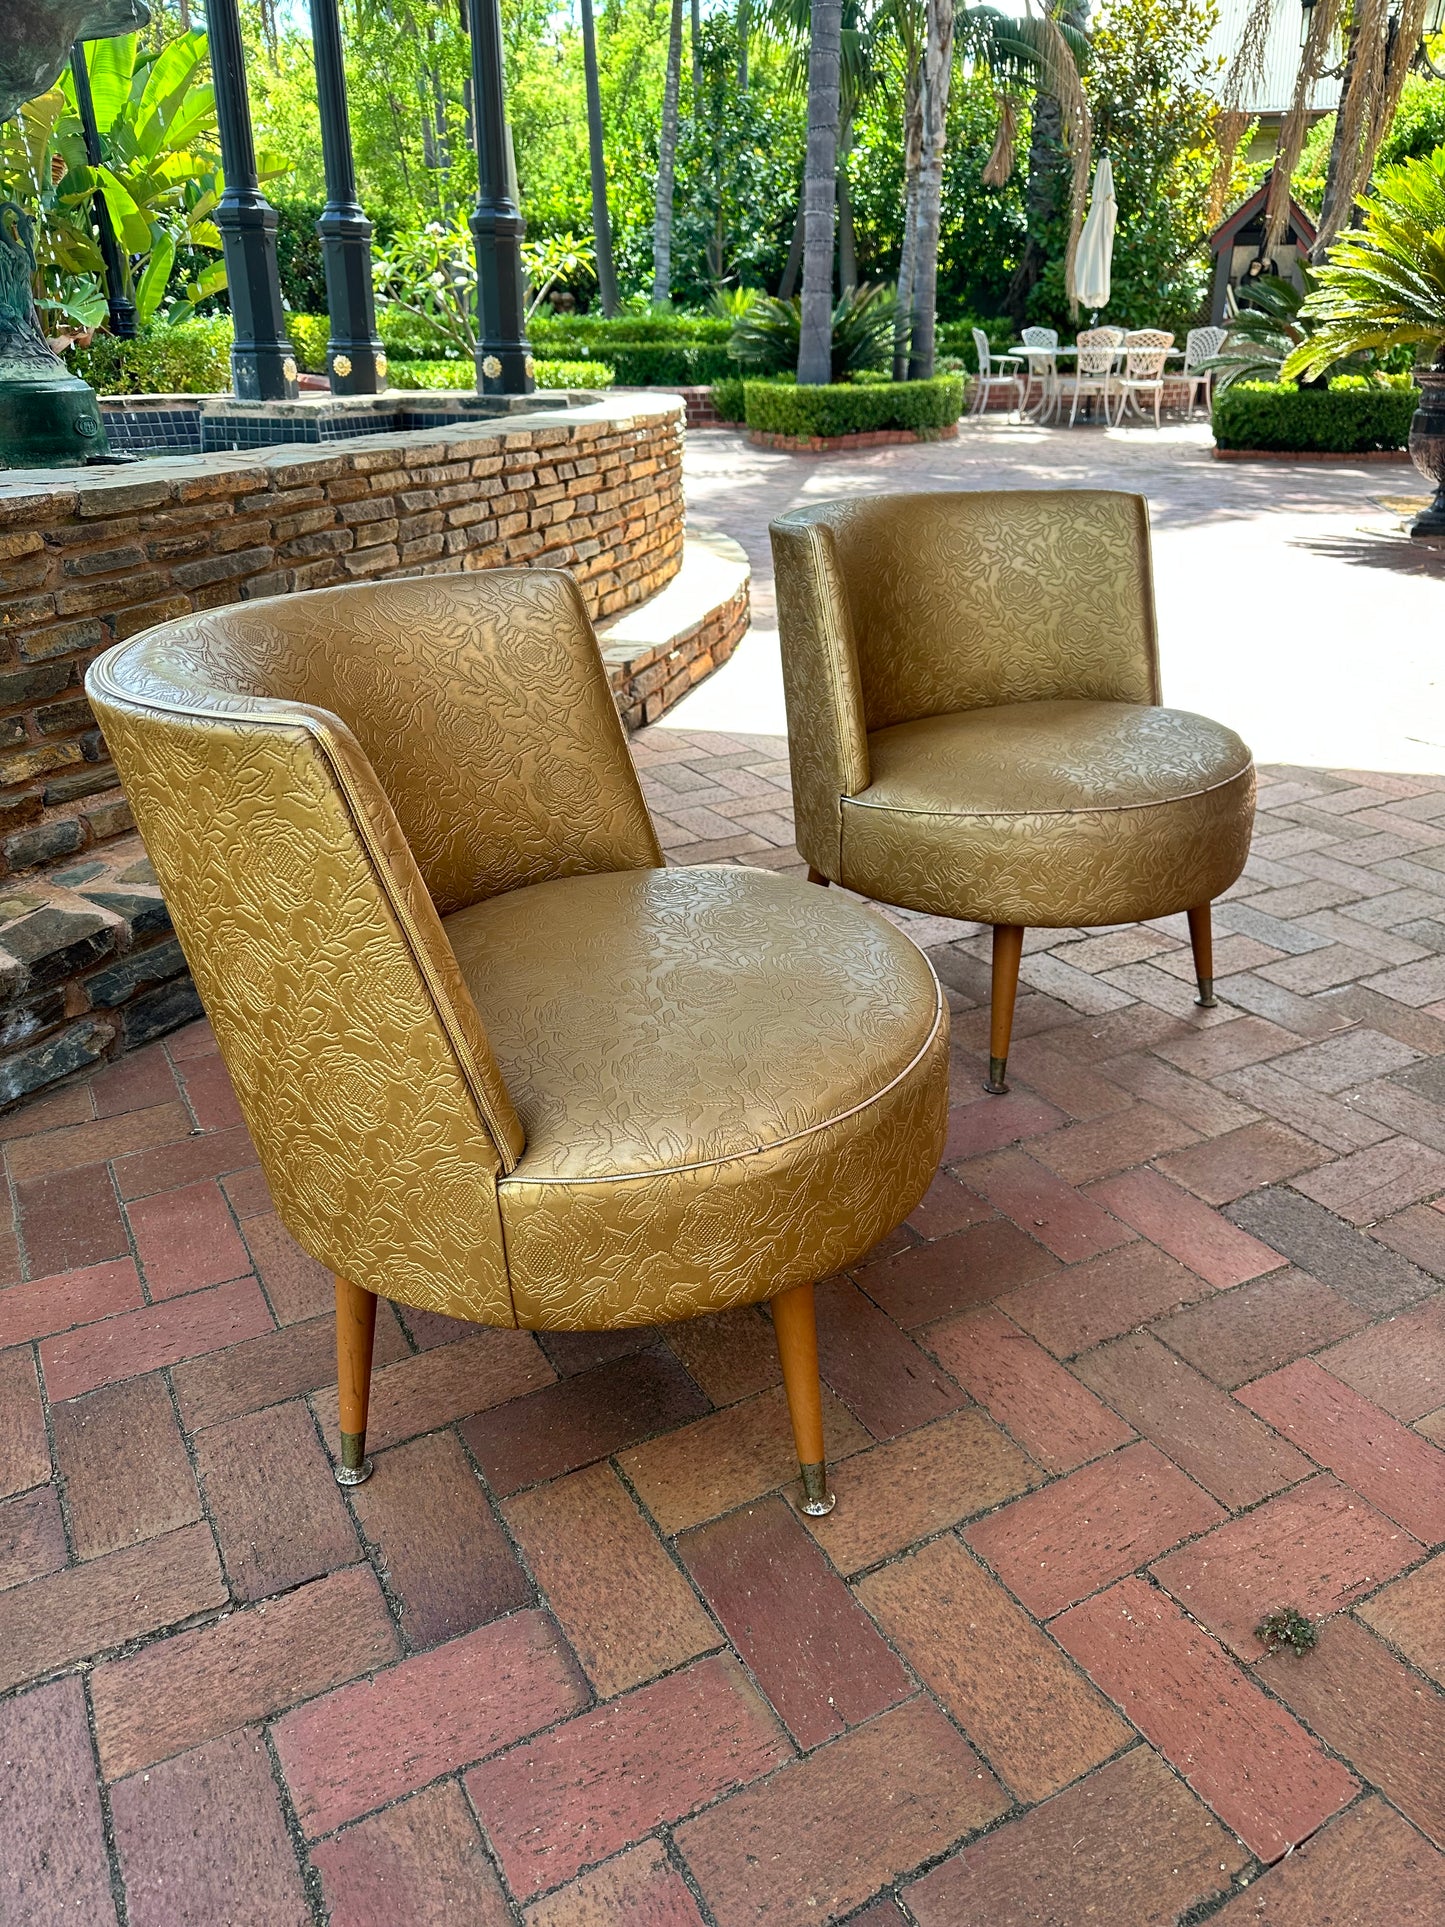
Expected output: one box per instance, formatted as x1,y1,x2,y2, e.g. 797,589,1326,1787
840,699,1255,928
444,864,949,1328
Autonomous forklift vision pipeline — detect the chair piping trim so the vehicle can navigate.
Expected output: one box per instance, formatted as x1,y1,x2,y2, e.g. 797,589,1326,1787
89,655,524,1178
843,760,1253,823
500,972,945,1188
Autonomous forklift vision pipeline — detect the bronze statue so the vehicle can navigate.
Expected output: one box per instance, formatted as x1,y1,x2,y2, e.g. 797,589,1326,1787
2,0,150,127
1,0,150,464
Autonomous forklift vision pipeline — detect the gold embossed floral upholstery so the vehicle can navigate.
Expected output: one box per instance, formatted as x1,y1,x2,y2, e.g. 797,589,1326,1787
844,701,1254,927
448,865,948,1327
770,489,1255,924
87,571,948,1331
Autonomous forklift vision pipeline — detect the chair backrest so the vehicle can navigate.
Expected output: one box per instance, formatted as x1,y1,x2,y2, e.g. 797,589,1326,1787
972,327,994,377
770,489,1160,739
86,570,663,1321
1123,329,1173,379
1099,326,1127,345
1021,327,1058,349
1075,328,1117,377
1185,325,1226,370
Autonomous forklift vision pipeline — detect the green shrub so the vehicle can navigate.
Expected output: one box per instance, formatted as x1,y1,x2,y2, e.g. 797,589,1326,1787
527,342,734,385
74,318,233,395
286,313,331,373
1211,379,1419,452
378,311,454,359
530,314,731,346
712,375,746,423
712,372,793,422
744,375,965,439
386,358,614,391
731,285,894,381
937,318,1017,372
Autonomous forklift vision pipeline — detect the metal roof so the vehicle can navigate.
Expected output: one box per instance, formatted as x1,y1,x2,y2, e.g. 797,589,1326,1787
1201,0,1342,116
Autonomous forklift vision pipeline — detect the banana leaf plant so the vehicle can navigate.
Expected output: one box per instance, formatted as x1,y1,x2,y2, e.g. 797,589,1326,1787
0,30,287,340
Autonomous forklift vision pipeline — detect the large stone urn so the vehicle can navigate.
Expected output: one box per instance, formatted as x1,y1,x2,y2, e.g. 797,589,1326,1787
1410,360,1445,540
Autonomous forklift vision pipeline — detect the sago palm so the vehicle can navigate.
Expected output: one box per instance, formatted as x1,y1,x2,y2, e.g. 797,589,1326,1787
1282,146,1445,382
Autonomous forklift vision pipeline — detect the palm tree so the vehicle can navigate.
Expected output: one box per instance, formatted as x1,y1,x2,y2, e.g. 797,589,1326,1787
1262,0,1429,262
908,0,955,378
652,0,685,305
799,0,845,381
997,0,1092,324
580,0,619,316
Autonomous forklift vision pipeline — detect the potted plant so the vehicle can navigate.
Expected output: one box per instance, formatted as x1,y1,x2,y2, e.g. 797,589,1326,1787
1282,145,1445,538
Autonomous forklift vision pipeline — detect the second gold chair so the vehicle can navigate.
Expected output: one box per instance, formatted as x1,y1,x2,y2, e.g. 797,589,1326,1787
771,488,1256,1092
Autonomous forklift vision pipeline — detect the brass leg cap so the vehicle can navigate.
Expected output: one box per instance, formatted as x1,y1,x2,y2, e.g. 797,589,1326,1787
798,1461,836,1516
985,1055,1010,1095
336,1432,373,1486
1195,979,1217,1009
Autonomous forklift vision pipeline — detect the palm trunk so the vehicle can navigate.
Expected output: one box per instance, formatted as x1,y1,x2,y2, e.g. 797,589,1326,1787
652,0,684,306
837,165,857,293
581,0,619,315
692,0,703,93
799,0,843,383
893,64,923,379
738,0,750,89
780,201,805,298
1314,23,1360,260
908,0,954,381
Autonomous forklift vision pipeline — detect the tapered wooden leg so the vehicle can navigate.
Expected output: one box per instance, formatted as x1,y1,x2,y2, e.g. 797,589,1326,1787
986,924,1025,1094
771,1281,834,1515
335,1275,377,1486
1187,903,1217,1009
806,867,830,886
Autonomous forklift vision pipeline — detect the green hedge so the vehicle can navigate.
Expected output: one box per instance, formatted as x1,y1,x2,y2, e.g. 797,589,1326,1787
386,357,614,391
287,312,331,373
1212,379,1419,452
525,341,734,385
743,375,965,439
530,314,731,346
73,318,233,395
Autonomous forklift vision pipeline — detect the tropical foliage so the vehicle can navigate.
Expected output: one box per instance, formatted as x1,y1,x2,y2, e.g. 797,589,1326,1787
1282,145,1445,380
0,31,264,337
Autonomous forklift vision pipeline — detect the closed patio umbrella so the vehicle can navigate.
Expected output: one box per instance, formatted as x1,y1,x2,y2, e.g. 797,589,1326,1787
1075,155,1117,317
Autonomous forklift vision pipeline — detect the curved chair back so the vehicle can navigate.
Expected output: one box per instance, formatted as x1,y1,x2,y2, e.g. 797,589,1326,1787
771,488,1159,747
972,327,995,377
1075,327,1118,378
1122,329,1173,380
1185,325,1226,371
86,571,662,1322
1020,327,1058,350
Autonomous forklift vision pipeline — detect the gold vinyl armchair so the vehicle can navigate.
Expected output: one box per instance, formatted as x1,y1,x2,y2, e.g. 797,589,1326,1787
771,490,1256,1094
86,571,949,1514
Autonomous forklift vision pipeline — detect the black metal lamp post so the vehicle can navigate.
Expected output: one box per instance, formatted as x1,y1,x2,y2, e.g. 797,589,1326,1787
70,45,138,340
205,0,296,399
464,0,533,395
308,0,386,394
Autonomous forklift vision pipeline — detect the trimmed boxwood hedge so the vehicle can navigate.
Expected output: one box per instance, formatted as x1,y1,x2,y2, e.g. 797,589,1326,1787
386,357,613,391
74,318,234,395
1212,379,1418,453
530,314,732,346
743,374,965,439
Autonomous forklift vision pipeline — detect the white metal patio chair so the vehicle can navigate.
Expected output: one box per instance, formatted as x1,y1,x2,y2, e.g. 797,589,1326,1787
1183,326,1226,417
1057,328,1118,426
1111,330,1174,429
1019,326,1059,420
970,328,1026,420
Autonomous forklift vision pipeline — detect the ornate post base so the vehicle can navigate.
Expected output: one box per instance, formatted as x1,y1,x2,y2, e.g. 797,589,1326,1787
0,202,112,469
1409,368,1445,542
0,371,110,468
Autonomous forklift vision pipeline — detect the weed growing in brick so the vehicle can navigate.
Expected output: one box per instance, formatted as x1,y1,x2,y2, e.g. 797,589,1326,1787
1255,1606,1319,1657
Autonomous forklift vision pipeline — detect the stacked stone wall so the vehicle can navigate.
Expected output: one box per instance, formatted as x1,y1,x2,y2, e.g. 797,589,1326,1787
0,396,687,1105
